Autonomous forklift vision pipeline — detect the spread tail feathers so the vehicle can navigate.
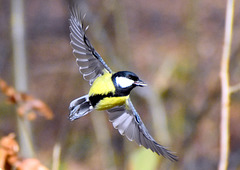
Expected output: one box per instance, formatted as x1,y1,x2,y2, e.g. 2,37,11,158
69,94,93,121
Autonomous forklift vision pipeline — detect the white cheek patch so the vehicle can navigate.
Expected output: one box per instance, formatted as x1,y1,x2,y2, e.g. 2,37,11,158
116,77,134,88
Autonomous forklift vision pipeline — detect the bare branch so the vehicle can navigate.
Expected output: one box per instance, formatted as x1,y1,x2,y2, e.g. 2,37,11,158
219,0,235,170
229,83,240,94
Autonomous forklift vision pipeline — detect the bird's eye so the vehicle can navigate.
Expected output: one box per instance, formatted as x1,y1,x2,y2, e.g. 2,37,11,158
127,75,132,79
128,75,137,81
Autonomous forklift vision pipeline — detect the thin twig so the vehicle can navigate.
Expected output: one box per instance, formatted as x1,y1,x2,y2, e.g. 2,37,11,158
11,0,34,157
229,83,240,94
219,0,235,170
51,143,61,170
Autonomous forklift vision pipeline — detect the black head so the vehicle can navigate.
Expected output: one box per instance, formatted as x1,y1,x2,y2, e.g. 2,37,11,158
112,71,147,96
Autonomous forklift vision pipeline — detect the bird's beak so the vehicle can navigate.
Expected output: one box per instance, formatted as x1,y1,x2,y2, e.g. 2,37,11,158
134,80,147,87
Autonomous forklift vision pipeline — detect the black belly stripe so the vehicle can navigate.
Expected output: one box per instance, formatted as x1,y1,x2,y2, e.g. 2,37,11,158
89,92,114,107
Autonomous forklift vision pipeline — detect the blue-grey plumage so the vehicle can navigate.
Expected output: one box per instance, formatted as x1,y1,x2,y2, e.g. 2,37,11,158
68,3,178,161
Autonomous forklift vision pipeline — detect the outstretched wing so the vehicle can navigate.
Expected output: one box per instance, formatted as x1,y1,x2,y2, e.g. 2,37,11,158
69,5,112,85
107,98,178,161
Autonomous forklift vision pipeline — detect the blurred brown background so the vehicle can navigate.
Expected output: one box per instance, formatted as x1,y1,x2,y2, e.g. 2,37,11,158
0,0,240,169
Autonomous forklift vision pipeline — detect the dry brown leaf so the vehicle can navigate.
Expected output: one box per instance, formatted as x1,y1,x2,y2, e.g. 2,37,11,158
0,133,19,155
0,133,19,169
0,148,8,169
16,158,48,170
27,111,37,121
0,134,49,170
29,100,53,120
0,78,54,120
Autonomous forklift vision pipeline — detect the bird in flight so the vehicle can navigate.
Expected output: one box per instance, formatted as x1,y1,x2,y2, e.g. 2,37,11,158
68,4,177,161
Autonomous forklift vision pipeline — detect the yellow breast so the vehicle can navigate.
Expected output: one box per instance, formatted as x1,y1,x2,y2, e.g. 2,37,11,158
89,73,115,96
95,96,129,110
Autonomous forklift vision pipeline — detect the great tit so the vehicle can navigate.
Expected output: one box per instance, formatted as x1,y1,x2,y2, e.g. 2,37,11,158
68,5,177,161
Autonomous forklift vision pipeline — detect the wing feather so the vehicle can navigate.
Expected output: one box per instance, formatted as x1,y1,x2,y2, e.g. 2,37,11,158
69,5,112,85
69,21,84,40
76,58,97,67
124,118,135,141
71,41,88,52
70,33,85,46
107,98,178,161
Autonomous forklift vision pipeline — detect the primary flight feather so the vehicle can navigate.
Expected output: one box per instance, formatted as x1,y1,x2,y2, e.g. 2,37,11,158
68,4,178,161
